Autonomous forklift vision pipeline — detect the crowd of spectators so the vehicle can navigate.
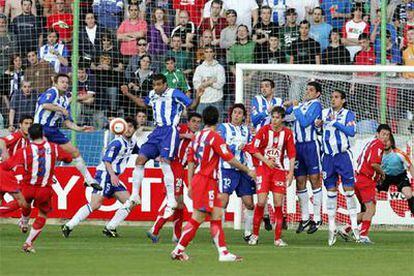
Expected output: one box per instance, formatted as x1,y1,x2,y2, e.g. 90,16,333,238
0,0,413,131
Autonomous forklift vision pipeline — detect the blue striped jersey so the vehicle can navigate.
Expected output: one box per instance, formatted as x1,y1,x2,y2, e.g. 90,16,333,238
321,108,356,155
217,123,251,169
39,43,69,73
288,99,322,143
34,87,71,127
250,94,283,131
96,136,139,175
144,88,192,127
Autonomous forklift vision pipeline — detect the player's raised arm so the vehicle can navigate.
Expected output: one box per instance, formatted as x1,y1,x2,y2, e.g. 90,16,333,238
120,84,148,108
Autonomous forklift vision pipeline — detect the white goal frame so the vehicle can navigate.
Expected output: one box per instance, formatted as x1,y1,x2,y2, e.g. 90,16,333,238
232,64,414,230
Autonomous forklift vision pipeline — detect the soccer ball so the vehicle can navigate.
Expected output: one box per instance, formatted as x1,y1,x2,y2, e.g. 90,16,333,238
109,118,127,135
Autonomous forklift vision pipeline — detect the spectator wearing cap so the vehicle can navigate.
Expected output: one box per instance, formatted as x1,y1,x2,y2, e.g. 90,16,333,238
224,0,258,32
10,0,42,56
260,0,288,26
24,50,55,93
117,3,147,57
322,28,351,64
310,7,333,52
228,24,256,75
148,7,171,71
39,30,69,73
171,10,196,51
341,3,370,60
320,0,352,30
193,46,225,117
199,0,226,46
173,0,204,27
280,8,300,51
253,5,279,53
163,57,191,95
79,13,104,65
219,9,238,51
255,34,286,64
289,20,321,64
46,0,74,44
125,37,148,83
4,0,37,21
8,81,37,130
92,0,124,31
165,35,193,75
402,28,414,78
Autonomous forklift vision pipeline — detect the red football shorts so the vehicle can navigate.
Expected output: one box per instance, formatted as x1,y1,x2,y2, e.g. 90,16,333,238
256,166,287,194
22,185,53,214
0,168,20,194
191,174,221,213
161,161,187,197
355,174,377,204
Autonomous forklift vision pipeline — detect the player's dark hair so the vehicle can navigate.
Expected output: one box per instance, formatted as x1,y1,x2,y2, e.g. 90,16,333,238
55,73,70,83
188,112,202,121
19,114,34,124
271,106,286,118
261,78,275,88
307,81,322,94
230,103,247,117
152,73,167,84
28,124,43,140
377,124,392,133
124,116,137,129
203,106,219,126
389,133,396,149
333,89,347,108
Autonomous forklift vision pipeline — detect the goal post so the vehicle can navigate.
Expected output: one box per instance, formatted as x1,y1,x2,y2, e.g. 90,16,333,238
233,64,414,229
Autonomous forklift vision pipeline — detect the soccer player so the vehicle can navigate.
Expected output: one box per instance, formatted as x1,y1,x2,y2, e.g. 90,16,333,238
217,103,255,241
1,124,73,253
146,112,202,243
34,73,101,190
285,81,323,234
315,90,359,246
171,106,256,262
0,115,33,217
378,134,414,215
250,78,283,230
354,124,391,244
61,117,139,238
245,106,296,247
251,79,283,131
120,74,202,216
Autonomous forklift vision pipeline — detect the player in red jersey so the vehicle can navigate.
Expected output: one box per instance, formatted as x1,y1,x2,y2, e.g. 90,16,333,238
0,115,33,216
1,124,73,253
171,106,256,262
353,124,391,244
244,106,296,247
146,113,202,243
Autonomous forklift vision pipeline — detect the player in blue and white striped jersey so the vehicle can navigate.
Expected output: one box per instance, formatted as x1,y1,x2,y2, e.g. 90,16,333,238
120,74,202,214
62,117,139,238
251,79,283,131
285,81,323,234
217,104,255,241
315,90,359,246
34,73,101,191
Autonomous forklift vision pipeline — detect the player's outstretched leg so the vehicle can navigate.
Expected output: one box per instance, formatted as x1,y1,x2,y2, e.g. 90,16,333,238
18,204,32,234
171,218,201,261
22,214,46,253
147,200,169,243
172,207,184,242
159,161,177,211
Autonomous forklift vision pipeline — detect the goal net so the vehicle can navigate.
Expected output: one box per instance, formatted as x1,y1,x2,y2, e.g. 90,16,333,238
234,64,414,228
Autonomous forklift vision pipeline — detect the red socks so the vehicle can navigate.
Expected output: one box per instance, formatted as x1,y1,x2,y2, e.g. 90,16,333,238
173,208,184,240
360,220,371,237
210,220,227,253
177,218,201,248
274,206,283,240
253,204,265,236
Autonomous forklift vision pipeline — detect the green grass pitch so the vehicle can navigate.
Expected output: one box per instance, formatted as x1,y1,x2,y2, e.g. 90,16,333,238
1,224,413,275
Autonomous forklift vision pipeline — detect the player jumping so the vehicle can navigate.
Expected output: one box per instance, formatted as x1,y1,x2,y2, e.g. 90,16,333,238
245,106,296,247
171,106,256,262
61,117,139,238
34,73,101,190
